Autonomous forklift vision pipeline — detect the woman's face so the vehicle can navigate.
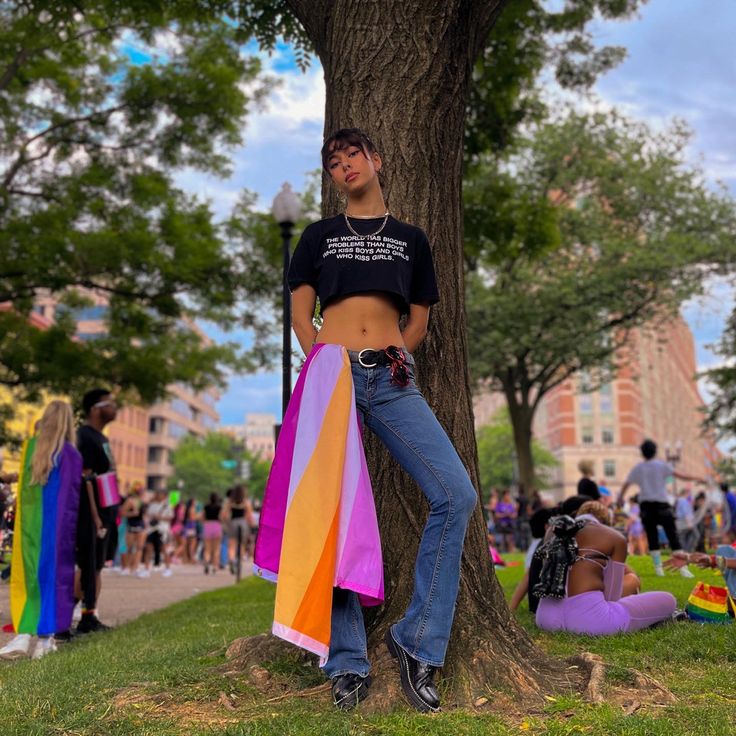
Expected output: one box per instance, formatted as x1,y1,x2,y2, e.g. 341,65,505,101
325,143,381,197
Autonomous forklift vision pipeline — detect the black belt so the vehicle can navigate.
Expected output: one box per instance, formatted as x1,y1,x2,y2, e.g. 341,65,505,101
347,347,415,368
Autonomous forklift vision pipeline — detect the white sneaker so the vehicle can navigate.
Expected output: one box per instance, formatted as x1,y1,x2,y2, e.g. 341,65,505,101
119,568,130,576
31,637,57,660
71,601,82,624
655,566,665,577
162,569,173,578
136,569,150,579
679,566,695,578
0,634,31,660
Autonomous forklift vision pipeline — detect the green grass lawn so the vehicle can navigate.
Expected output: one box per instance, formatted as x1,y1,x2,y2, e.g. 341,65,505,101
1,556,734,735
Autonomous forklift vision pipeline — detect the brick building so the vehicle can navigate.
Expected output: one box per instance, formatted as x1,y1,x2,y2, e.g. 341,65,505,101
474,316,720,500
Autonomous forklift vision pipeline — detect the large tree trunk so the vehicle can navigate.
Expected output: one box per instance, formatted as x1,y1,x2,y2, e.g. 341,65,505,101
504,387,537,493
277,0,588,707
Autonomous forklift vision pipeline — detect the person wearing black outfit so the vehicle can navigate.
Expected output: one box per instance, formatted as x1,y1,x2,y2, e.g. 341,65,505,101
287,129,477,713
75,388,119,633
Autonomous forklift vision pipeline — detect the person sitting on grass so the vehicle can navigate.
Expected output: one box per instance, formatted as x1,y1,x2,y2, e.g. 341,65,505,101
526,495,598,614
534,501,677,635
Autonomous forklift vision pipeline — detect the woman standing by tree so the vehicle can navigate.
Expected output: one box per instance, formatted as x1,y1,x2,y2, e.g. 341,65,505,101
260,128,477,713
0,401,81,660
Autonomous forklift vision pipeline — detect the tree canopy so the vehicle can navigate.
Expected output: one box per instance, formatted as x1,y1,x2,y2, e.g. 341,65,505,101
466,111,736,489
0,2,271,439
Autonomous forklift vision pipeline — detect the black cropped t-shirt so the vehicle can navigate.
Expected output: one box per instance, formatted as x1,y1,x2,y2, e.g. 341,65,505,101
287,214,439,315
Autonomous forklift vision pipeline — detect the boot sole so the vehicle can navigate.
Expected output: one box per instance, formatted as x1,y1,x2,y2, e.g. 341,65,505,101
384,628,440,713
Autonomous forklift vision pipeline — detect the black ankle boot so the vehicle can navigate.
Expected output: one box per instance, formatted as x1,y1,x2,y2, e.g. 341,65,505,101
384,627,440,713
331,673,372,711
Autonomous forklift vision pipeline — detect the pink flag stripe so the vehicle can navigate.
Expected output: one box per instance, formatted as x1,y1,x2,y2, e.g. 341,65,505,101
95,472,120,508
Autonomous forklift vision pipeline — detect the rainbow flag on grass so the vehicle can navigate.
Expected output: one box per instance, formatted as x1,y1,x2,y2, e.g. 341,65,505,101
685,581,732,624
254,343,383,663
10,439,82,636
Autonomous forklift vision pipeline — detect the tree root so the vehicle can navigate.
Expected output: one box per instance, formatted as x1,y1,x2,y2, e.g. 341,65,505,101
569,651,676,707
221,634,675,716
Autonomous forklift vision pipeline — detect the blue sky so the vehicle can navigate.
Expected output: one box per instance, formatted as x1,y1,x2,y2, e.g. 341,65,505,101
180,0,736,426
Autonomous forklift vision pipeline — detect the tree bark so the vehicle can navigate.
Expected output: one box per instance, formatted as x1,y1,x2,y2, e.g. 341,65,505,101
281,0,587,705
504,386,536,493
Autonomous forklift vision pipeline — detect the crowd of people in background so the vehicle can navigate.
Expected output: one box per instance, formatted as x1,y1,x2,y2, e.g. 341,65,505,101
3,410,735,658
490,438,736,636
485,463,734,562
116,485,259,579
0,391,261,661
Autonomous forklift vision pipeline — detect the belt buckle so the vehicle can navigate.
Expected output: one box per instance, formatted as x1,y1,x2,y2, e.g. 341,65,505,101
358,348,378,368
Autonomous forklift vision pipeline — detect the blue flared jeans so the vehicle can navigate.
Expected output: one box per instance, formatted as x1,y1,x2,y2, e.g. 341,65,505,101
322,355,477,678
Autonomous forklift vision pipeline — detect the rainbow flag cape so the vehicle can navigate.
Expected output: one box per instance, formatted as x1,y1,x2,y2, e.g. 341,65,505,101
10,439,82,636
254,343,383,663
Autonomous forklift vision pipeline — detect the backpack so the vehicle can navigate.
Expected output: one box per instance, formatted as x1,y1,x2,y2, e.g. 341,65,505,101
532,515,586,600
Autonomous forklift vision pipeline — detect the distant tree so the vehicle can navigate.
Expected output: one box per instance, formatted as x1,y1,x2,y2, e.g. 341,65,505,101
477,410,558,498
703,311,736,441
242,451,272,503
466,112,736,492
713,456,736,488
0,2,271,441
168,433,242,502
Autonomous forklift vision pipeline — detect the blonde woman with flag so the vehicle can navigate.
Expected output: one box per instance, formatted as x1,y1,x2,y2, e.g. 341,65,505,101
0,400,82,660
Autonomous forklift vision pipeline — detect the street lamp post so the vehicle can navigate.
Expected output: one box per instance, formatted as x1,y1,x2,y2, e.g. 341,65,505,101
665,440,682,496
271,182,302,423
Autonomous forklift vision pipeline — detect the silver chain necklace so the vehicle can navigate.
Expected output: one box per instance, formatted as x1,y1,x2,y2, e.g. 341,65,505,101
344,211,390,238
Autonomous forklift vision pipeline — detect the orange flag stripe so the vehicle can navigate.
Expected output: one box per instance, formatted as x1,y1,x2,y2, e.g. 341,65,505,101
289,504,341,642
274,365,352,626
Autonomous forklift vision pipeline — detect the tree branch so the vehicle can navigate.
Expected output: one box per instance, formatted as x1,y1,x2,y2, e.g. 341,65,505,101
464,0,513,61
23,104,128,149
6,188,59,200
0,47,31,92
2,143,55,191
283,0,330,51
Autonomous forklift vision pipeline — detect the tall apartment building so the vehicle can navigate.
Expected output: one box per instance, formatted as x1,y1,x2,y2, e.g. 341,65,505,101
146,383,220,490
108,405,150,492
474,316,720,500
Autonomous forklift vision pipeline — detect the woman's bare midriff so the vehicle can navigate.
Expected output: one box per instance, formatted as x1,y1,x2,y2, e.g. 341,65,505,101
316,292,404,351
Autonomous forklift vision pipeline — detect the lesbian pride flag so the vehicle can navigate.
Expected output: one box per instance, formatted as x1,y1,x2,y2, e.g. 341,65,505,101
95,472,120,508
10,439,82,636
254,343,383,663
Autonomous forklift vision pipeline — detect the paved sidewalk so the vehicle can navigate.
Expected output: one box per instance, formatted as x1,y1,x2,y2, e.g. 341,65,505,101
0,562,250,647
